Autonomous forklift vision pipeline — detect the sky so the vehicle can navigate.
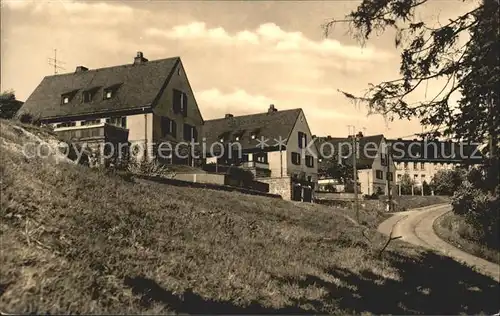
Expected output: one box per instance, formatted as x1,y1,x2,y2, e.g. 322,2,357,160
0,0,478,138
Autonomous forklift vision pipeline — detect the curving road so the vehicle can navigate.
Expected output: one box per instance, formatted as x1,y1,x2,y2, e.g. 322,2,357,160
378,204,500,283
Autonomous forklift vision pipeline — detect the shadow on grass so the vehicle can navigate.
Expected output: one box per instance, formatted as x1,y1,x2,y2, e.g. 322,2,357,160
278,250,500,314
124,250,499,314
124,276,309,314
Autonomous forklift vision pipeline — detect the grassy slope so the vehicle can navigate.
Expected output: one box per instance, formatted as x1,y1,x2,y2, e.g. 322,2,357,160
1,119,499,314
433,212,500,264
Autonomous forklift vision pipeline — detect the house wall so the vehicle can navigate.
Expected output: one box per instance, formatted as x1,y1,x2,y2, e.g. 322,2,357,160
268,151,287,178
394,161,462,185
352,138,397,196
285,110,318,184
358,169,372,195
258,177,292,200
127,113,154,160
151,60,204,149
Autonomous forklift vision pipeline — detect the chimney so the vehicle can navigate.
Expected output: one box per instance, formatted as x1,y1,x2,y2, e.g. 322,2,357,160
326,135,331,139
75,66,88,73
356,131,364,138
268,104,278,113
134,51,148,65
312,135,316,139
225,113,233,118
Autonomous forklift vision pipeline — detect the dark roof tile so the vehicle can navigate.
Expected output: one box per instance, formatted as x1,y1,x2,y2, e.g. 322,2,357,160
202,109,302,152
19,57,180,120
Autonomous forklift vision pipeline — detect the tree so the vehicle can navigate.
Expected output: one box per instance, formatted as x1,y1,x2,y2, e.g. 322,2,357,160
430,168,465,196
323,0,499,191
0,90,23,119
319,159,354,185
399,173,414,195
422,180,432,195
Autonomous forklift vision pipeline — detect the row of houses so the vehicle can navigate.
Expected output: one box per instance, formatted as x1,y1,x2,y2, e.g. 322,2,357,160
18,52,484,201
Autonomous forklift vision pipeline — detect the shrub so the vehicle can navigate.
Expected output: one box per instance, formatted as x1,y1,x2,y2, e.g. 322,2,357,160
226,165,255,186
126,158,175,178
17,112,41,126
452,178,500,250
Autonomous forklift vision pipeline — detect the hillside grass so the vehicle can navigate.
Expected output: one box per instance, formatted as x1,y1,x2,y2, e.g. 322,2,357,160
433,212,500,264
1,119,499,314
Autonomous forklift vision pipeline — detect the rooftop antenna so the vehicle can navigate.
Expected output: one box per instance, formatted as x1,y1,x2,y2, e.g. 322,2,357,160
48,49,66,74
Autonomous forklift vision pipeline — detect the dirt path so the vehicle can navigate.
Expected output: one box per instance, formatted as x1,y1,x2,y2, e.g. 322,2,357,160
378,204,500,283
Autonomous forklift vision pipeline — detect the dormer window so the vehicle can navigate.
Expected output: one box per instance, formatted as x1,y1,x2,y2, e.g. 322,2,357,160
233,130,244,142
83,91,92,103
61,90,78,105
250,128,260,140
103,83,122,100
104,90,113,100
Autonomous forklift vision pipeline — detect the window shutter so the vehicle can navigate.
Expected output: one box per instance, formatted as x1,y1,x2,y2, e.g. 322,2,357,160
304,134,307,148
193,127,198,142
171,121,177,138
173,89,180,113
298,132,303,148
182,93,188,117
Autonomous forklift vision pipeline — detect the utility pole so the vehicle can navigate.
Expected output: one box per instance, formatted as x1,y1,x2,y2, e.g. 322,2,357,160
386,142,392,212
48,49,65,75
348,125,360,223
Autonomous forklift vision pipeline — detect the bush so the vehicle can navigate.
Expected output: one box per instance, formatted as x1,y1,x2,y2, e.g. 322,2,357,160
17,112,41,126
126,158,175,178
452,178,499,250
226,165,255,186
431,168,466,196
324,184,336,192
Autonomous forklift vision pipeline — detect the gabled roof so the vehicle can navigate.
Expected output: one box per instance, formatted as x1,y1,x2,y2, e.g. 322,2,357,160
387,139,484,162
19,56,181,120
316,134,385,169
202,109,302,152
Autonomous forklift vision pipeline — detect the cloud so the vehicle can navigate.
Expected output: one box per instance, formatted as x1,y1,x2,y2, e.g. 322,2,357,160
275,85,338,96
145,22,391,61
3,0,136,26
197,88,277,119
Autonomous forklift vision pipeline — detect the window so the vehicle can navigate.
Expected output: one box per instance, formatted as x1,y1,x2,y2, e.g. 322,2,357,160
291,152,301,165
254,152,268,163
376,170,383,179
56,122,76,128
298,132,307,149
81,119,101,126
387,172,393,181
420,162,425,170
413,162,418,170
305,155,314,168
83,91,93,103
62,96,70,104
381,154,387,166
414,174,419,182
183,123,197,141
104,89,113,100
173,89,188,117
307,176,312,182
106,116,126,128
397,174,402,181
161,117,176,137
421,174,426,181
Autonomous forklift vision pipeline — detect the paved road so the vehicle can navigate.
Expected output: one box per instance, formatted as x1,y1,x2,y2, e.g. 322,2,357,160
378,204,500,283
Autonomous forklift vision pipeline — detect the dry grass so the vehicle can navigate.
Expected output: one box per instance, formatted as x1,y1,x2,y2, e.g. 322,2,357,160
1,119,499,315
433,212,500,264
